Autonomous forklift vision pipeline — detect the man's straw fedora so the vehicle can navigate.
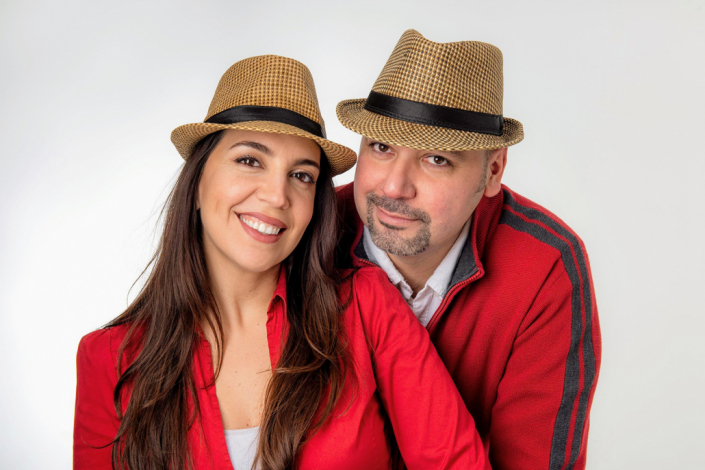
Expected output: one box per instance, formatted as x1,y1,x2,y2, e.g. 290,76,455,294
337,29,524,151
172,55,356,176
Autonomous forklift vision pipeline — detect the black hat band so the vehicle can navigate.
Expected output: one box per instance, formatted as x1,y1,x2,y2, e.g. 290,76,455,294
206,105,325,138
363,91,503,136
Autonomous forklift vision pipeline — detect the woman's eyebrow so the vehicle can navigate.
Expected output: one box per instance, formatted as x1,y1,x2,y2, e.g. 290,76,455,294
229,142,319,169
294,158,320,170
231,141,271,155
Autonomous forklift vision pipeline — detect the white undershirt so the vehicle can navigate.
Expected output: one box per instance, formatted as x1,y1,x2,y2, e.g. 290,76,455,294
224,427,260,470
363,219,471,327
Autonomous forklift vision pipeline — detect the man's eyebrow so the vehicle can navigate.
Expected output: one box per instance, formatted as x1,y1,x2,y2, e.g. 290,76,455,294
294,158,320,170
425,148,465,158
231,141,272,155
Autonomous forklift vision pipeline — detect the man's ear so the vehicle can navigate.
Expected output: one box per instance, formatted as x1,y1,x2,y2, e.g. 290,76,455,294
484,147,508,198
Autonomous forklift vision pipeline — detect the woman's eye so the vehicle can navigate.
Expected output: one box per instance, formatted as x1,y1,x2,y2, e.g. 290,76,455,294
292,171,315,184
425,155,450,166
371,142,391,153
236,156,261,167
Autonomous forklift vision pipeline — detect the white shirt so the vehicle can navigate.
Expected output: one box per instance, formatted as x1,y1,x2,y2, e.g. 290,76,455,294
224,427,260,470
362,219,471,327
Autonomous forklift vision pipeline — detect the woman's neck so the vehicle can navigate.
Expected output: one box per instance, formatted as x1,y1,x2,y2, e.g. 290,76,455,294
207,260,280,332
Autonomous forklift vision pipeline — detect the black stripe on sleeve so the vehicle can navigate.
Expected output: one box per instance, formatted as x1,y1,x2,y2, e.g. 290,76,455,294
501,191,597,470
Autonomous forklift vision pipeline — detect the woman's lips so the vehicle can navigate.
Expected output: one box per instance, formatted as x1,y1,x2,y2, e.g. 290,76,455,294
239,212,287,229
238,212,287,243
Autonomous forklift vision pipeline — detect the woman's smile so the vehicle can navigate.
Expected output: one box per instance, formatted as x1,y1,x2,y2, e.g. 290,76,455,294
238,213,287,243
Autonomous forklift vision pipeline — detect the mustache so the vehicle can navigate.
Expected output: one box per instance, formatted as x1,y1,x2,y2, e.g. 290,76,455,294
366,194,431,224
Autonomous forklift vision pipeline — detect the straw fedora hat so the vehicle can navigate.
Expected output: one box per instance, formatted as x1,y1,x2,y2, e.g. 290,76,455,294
172,55,356,176
337,29,523,151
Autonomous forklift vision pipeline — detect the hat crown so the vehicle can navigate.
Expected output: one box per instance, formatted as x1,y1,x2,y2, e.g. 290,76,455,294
372,30,504,115
206,55,326,133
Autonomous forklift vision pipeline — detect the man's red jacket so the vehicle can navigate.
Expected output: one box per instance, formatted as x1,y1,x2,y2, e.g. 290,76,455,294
336,182,601,470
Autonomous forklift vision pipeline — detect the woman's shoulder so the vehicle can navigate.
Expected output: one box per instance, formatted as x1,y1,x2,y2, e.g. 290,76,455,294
77,323,133,367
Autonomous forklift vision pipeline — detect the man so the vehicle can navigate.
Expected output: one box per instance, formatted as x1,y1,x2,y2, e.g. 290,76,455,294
335,29,601,470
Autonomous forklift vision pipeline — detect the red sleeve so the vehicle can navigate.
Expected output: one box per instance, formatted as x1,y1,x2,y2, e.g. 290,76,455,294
489,263,601,470
354,268,491,470
73,328,121,470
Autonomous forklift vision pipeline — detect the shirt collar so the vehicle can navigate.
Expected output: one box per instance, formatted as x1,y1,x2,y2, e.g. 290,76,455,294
427,218,471,296
268,263,288,314
362,218,471,298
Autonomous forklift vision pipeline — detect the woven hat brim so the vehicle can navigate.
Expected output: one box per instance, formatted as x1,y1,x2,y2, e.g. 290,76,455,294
336,99,524,151
171,121,357,176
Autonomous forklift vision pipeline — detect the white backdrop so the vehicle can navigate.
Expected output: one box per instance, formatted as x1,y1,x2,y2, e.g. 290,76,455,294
1,1,703,468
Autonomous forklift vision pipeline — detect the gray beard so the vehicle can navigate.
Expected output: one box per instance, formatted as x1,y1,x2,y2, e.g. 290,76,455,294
365,193,432,257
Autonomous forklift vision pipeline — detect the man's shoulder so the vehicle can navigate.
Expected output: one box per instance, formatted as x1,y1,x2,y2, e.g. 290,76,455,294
491,186,588,258
335,181,355,199
335,182,364,268
335,182,358,224
472,185,592,298
499,186,584,237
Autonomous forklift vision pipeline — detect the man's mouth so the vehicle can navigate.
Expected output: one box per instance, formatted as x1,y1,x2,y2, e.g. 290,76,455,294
376,207,418,227
364,194,432,256
366,193,431,226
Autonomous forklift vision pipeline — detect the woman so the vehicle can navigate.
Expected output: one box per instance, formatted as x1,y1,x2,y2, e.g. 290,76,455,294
73,55,489,470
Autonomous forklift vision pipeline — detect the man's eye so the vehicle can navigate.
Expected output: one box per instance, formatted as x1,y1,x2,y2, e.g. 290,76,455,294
425,155,450,166
236,156,261,167
371,142,391,153
292,171,315,184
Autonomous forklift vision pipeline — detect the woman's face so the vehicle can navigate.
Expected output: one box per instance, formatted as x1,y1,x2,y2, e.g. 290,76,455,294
197,129,322,277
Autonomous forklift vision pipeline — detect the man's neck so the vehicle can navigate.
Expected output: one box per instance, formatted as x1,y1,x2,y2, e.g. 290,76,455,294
387,243,455,295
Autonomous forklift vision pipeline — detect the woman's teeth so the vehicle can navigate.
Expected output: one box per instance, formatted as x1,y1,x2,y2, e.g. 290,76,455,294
240,216,282,235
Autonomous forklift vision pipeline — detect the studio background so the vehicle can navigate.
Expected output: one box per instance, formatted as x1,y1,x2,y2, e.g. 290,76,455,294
1,1,703,469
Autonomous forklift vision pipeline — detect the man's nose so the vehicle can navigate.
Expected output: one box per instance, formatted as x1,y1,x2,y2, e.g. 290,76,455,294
257,174,290,209
380,157,416,200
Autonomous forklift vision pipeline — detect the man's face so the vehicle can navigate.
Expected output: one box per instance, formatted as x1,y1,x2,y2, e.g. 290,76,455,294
354,136,504,262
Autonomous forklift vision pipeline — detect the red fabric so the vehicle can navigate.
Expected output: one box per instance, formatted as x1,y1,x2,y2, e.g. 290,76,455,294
337,183,601,470
74,267,491,470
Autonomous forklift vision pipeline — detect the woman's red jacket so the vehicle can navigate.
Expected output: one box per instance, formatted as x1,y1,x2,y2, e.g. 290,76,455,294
74,267,490,469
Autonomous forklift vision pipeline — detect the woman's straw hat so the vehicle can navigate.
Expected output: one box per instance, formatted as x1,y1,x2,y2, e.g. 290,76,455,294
172,55,356,176
337,29,524,151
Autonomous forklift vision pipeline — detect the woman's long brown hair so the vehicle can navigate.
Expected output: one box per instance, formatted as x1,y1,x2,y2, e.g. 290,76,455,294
105,131,347,470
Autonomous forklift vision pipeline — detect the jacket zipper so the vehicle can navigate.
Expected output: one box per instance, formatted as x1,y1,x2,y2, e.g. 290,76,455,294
425,270,482,332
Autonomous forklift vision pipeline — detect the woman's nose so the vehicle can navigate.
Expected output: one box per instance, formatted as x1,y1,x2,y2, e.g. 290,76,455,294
256,173,290,209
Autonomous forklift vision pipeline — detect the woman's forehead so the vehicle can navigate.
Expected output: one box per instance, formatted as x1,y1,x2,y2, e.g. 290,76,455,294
219,129,321,158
